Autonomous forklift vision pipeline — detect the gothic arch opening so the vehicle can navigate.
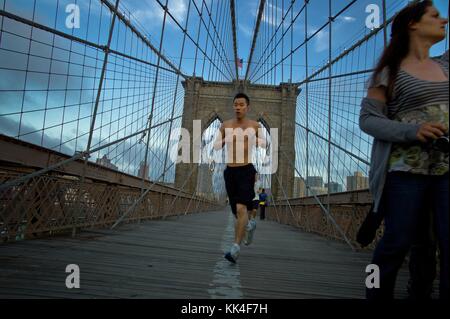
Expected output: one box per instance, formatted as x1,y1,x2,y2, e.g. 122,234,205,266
196,117,227,203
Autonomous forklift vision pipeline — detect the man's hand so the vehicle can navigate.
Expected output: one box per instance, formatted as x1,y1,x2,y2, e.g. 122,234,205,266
255,123,267,149
416,122,447,143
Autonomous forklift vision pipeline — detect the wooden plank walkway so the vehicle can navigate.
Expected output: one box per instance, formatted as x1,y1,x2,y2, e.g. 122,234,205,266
0,208,416,299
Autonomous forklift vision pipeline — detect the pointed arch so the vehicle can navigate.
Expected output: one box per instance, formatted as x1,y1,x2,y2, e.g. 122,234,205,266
196,115,227,202
203,112,224,134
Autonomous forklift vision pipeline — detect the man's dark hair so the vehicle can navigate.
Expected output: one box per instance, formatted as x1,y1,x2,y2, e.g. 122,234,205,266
233,92,250,105
262,188,265,192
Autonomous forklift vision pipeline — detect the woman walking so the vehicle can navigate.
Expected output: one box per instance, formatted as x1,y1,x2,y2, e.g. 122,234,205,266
360,1,448,299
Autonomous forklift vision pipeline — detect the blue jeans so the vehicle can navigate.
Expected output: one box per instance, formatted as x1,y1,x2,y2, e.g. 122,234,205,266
366,172,449,300
407,206,437,299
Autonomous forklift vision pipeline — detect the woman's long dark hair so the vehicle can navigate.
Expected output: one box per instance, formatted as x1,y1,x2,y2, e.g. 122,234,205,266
371,0,433,101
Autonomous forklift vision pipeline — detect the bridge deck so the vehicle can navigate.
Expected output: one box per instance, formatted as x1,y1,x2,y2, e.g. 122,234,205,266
0,209,413,299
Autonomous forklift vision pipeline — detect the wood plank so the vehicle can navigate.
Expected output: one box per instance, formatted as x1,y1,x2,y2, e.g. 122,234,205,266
0,209,438,299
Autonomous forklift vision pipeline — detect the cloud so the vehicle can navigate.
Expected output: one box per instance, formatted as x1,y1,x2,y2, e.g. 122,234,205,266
339,16,356,23
168,0,188,22
313,15,356,53
245,0,259,17
239,24,253,38
261,3,283,27
127,0,187,32
0,116,75,155
314,29,329,53
0,113,177,182
254,2,293,30
308,26,329,53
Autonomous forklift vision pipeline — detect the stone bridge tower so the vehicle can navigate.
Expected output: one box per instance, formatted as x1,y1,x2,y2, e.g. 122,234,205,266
174,77,300,199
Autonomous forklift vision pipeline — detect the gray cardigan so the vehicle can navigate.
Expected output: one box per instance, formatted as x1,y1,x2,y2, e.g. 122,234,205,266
359,97,420,213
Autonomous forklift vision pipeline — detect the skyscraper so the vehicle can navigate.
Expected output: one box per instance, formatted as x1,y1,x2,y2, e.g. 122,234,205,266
307,176,323,188
346,171,369,191
293,176,306,198
96,154,118,170
325,182,343,193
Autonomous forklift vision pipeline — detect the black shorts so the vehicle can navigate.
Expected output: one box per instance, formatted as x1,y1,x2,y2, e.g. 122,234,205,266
252,200,259,210
224,164,257,216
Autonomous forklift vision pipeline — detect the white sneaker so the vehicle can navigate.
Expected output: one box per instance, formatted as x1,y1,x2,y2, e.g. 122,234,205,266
224,243,240,263
244,220,256,246
243,221,251,245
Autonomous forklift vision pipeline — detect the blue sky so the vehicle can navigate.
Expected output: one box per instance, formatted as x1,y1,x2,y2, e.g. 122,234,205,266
2,0,447,82
0,0,448,186
117,0,449,80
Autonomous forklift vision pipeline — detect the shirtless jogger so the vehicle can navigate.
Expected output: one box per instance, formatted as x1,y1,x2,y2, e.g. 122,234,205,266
213,92,266,263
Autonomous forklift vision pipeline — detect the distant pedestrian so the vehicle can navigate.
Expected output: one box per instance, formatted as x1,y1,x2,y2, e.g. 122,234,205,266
258,189,268,220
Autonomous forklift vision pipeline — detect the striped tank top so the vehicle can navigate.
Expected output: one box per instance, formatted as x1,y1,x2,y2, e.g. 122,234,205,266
368,52,449,175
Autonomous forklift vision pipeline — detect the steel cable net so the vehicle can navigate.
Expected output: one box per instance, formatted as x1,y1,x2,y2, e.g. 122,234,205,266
246,0,449,197
0,0,448,241
0,0,235,184
0,0,233,240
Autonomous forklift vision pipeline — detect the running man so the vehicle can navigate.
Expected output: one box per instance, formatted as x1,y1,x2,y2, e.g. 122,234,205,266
213,92,266,263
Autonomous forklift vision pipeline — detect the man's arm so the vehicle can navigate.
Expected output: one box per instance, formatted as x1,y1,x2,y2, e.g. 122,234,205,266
255,123,267,148
213,123,226,150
